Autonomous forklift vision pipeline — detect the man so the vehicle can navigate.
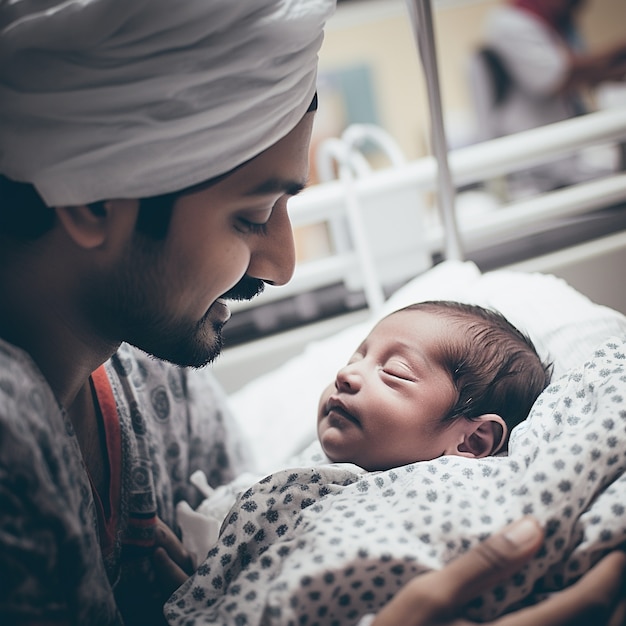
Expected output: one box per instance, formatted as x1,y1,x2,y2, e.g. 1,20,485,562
0,1,623,625
0,2,325,623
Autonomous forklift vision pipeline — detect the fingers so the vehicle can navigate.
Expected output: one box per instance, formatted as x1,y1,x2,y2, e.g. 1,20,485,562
153,546,191,601
152,518,195,602
370,517,625,626
370,517,543,626
153,517,194,576
496,551,626,626
430,516,545,607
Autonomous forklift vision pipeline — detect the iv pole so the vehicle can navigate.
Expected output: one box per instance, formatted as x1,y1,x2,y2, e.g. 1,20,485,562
405,0,464,261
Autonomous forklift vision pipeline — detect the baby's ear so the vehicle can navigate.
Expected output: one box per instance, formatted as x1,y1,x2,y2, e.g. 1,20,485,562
456,414,508,458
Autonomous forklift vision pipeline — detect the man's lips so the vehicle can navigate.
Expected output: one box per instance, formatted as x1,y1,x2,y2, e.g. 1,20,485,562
326,398,361,427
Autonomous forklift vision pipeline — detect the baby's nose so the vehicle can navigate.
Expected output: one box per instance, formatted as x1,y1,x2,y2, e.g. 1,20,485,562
335,365,362,392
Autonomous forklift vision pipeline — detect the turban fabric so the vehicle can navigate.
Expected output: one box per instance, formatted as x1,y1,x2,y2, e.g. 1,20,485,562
0,0,335,206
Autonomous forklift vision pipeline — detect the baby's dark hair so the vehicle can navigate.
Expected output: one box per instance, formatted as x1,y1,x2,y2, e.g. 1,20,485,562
399,300,552,439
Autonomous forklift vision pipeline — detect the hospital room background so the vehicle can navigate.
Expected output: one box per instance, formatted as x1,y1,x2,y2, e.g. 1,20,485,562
212,0,626,395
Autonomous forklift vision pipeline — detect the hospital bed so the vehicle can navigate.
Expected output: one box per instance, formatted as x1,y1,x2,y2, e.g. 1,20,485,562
168,2,626,624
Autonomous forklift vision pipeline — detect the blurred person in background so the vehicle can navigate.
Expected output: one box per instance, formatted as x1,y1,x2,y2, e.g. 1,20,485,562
470,0,626,196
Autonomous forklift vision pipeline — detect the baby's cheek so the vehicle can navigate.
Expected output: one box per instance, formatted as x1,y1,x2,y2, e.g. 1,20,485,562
317,383,334,416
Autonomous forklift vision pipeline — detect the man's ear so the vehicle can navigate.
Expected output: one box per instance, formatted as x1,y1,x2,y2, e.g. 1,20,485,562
455,414,508,458
55,200,138,249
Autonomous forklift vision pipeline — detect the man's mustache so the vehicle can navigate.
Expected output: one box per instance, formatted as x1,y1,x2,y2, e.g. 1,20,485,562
221,275,265,302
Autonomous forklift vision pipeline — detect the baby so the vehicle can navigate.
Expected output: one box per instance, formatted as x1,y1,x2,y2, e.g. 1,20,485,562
178,300,551,562
317,299,552,471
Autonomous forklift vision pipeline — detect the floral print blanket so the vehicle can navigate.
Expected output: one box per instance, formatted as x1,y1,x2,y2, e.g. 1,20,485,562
166,337,626,625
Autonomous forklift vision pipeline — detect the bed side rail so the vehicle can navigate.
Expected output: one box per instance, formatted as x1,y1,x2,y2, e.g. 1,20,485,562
227,108,626,317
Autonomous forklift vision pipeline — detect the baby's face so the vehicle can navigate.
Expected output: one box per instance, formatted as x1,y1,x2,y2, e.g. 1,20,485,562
317,310,461,471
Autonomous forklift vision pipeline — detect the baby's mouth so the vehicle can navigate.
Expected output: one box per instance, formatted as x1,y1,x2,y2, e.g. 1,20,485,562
326,400,361,427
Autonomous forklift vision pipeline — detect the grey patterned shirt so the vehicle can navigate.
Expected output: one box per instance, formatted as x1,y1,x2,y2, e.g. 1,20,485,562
0,339,249,625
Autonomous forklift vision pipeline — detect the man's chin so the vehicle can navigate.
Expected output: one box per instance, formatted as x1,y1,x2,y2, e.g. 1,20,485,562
135,322,224,369
181,329,224,369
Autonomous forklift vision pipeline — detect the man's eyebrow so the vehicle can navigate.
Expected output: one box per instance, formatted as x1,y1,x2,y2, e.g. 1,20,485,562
246,177,307,197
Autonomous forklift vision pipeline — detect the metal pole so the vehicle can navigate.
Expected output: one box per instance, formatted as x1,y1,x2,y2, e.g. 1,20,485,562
405,0,464,261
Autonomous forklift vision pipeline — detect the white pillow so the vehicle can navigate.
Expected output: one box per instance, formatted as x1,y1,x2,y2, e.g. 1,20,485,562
384,261,626,379
229,260,626,473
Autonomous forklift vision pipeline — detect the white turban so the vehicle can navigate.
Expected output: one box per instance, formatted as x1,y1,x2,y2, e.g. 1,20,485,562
0,0,335,206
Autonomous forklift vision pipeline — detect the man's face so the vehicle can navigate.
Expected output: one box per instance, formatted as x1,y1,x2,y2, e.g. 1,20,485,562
90,112,314,367
317,310,463,471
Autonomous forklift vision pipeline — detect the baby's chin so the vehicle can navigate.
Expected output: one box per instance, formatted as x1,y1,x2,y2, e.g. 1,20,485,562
318,431,359,466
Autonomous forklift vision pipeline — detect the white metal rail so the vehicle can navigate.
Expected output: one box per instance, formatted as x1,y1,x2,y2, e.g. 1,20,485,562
228,107,626,313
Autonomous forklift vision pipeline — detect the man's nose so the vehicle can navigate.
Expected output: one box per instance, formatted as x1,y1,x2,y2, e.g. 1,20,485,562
248,203,296,286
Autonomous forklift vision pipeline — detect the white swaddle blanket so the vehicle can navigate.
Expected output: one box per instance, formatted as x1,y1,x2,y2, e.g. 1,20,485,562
167,336,626,625
0,0,335,205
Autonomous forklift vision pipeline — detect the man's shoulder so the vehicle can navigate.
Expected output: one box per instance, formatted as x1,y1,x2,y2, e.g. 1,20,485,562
0,336,44,381
0,338,59,420
0,339,79,484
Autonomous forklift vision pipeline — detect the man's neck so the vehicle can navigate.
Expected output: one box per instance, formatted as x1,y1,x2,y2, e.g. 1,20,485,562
0,245,119,409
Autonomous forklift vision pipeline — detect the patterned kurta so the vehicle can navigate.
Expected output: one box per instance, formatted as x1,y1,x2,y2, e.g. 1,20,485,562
0,339,249,625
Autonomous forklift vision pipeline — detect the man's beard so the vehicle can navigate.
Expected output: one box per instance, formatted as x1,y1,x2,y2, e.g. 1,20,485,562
171,312,226,368
165,275,265,367
221,275,265,302
86,220,268,368
111,305,227,369
100,275,266,369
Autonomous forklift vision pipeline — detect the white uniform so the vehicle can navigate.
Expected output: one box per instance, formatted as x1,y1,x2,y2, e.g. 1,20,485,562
481,6,577,139
471,5,606,194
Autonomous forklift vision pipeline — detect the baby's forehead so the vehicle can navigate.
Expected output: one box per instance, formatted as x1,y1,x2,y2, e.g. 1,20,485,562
376,307,451,330
365,308,456,348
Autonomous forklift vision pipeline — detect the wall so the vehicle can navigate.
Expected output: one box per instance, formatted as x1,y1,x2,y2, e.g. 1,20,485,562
315,0,626,161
